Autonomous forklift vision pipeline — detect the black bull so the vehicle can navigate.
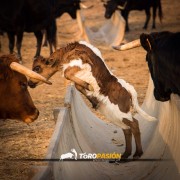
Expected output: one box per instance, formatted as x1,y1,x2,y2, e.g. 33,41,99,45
0,0,81,60
104,0,163,32
140,31,180,102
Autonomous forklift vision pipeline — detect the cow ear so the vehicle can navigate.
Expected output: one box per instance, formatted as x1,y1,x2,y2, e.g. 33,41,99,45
140,33,154,52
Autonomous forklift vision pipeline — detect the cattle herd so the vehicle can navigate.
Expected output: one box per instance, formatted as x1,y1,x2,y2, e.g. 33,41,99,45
103,0,163,31
0,0,82,61
0,0,180,161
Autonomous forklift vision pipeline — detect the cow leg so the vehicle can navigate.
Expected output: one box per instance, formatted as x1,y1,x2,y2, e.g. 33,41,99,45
122,11,129,32
42,30,48,47
7,32,15,54
64,66,94,91
46,19,57,54
152,6,157,29
123,118,143,159
75,84,99,109
34,31,43,58
121,128,132,159
131,118,143,159
16,31,23,62
143,9,151,29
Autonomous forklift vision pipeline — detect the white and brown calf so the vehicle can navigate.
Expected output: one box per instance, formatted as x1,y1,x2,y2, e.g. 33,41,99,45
28,41,156,159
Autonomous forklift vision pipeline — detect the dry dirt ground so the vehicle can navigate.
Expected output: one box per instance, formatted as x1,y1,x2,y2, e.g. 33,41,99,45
0,0,179,179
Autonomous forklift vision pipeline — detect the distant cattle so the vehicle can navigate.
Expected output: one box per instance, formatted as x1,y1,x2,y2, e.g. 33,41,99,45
103,0,163,31
0,54,51,123
113,31,180,102
0,0,82,62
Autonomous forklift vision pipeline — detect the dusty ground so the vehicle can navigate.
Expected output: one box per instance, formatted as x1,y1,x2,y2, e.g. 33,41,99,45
0,0,179,179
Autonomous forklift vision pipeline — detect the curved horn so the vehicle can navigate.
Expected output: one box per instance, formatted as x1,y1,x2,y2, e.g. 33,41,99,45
117,1,127,10
10,62,52,85
80,3,93,9
112,39,141,51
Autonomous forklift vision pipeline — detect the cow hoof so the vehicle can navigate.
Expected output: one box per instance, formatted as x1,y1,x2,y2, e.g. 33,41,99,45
121,152,131,160
88,84,94,91
133,151,143,159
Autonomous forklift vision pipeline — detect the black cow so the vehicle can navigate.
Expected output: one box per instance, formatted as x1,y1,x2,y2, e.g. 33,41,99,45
42,0,81,52
104,0,163,32
0,0,81,62
140,31,180,101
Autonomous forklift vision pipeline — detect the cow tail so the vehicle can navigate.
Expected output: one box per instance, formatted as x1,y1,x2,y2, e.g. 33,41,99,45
128,85,157,121
158,0,163,23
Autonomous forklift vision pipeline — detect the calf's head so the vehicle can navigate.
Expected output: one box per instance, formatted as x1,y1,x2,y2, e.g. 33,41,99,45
28,55,60,88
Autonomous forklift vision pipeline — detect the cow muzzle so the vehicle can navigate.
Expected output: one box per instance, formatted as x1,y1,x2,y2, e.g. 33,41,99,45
24,109,39,124
154,89,170,102
28,79,42,88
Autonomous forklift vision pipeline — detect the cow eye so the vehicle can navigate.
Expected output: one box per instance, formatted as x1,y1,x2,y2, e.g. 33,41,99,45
20,82,27,90
33,66,41,73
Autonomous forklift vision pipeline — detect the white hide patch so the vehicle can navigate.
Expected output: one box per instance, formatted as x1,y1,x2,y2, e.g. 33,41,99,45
63,59,133,129
62,59,83,77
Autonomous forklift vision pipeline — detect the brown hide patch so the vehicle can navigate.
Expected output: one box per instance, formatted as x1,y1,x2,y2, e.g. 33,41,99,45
107,81,131,113
64,66,81,80
62,43,94,66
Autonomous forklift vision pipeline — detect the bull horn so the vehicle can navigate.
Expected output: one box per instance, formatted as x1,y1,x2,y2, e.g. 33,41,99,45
10,62,52,85
80,3,93,9
112,39,141,51
117,2,127,10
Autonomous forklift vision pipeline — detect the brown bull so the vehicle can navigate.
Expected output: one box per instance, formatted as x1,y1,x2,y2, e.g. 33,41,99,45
0,54,51,123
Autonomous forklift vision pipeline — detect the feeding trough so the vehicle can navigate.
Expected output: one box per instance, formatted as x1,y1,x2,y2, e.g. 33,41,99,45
33,77,180,180
77,10,125,47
